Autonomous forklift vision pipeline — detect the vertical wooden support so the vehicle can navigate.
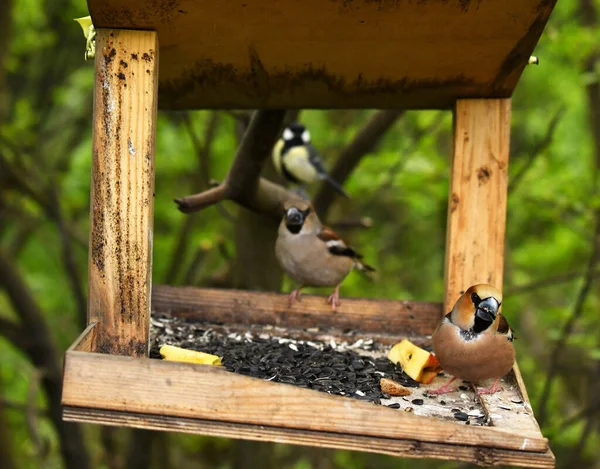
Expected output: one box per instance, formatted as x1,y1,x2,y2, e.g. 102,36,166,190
87,29,158,356
443,99,511,314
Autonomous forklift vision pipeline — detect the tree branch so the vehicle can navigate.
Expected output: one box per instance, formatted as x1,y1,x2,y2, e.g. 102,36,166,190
175,110,300,219
536,202,600,426
505,268,600,295
313,110,404,218
164,112,221,284
0,249,90,469
508,106,565,193
0,316,28,350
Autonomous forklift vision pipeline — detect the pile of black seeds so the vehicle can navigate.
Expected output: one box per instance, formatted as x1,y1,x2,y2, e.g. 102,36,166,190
150,316,420,405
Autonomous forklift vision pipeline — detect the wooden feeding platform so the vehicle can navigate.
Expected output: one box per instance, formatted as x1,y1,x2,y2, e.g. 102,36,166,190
62,0,557,467
64,286,553,467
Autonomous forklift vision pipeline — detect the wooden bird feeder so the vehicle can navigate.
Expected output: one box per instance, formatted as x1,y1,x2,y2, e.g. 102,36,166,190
62,0,558,467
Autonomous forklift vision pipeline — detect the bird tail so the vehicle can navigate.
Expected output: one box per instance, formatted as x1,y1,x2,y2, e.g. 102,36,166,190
324,174,350,198
354,260,377,282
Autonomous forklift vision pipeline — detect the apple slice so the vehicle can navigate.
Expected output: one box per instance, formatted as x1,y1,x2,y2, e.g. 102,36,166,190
388,339,441,384
160,344,222,366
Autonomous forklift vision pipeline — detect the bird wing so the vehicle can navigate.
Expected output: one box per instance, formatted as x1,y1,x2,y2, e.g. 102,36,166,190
497,314,515,341
308,145,349,197
317,226,375,272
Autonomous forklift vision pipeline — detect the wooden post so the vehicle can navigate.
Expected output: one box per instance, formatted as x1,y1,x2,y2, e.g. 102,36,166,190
443,99,511,314
87,29,158,356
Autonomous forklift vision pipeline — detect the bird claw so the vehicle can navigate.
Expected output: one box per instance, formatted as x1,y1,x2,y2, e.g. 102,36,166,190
288,289,302,308
427,386,457,395
477,385,503,395
327,286,340,312
426,377,457,395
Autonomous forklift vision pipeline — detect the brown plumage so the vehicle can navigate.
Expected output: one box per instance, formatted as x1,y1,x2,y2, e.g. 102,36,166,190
430,284,515,395
275,200,374,311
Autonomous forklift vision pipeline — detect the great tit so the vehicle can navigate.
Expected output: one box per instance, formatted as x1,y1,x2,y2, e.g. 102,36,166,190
272,122,349,198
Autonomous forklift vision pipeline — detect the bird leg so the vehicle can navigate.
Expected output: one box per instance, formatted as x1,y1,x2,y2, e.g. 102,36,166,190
288,286,304,307
476,378,503,395
427,376,457,395
327,285,341,312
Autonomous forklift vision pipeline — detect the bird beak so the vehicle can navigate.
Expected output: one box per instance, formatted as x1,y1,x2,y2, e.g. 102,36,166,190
285,207,304,227
475,297,499,323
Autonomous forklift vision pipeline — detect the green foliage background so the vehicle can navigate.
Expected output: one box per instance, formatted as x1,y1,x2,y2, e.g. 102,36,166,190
1,0,599,468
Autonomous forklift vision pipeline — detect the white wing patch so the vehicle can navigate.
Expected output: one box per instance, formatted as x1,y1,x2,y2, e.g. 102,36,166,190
325,239,346,249
301,130,311,143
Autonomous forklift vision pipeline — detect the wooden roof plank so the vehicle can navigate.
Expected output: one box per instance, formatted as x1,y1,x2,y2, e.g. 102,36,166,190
86,0,557,109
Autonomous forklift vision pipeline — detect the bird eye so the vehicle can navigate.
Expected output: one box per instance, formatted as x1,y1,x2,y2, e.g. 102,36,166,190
471,292,481,305
301,130,310,143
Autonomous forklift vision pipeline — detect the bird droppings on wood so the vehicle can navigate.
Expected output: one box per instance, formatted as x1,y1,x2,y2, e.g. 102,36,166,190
149,315,531,426
120,60,128,68
118,72,126,80
142,52,152,62
131,53,138,60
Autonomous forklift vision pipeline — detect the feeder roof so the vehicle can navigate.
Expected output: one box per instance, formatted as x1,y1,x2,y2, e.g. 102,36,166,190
87,0,556,109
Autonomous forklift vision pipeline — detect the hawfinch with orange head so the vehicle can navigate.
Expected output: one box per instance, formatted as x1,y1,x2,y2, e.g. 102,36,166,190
430,284,515,395
275,200,374,311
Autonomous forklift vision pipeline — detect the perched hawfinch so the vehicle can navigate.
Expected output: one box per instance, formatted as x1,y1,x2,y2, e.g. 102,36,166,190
275,200,374,311
429,284,515,395
272,122,348,198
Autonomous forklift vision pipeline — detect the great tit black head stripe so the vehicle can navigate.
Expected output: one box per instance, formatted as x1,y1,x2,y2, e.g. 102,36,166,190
272,121,349,198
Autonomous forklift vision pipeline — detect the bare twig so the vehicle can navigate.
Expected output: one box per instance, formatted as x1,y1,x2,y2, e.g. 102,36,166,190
26,370,51,467
0,249,90,469
537,216,600,425
47,188,86,328
175,110,300,219
0,316,27,349
0,398,48,417
505,269,600,295
313,110,404,218
164,112,221,284
362,112,446,211
509,107,565,193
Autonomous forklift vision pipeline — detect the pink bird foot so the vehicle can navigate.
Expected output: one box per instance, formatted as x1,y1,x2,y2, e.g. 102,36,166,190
327,285,341,312
288,287,304,308
427,377,457,395
477,378,503,395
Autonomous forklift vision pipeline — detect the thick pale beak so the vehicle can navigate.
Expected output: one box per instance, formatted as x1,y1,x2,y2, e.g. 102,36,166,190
475,297,499,323
285,207,304,227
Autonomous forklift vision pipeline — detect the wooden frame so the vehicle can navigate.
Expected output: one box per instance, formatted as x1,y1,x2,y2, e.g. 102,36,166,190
63,288,554,468
62,3,558,465
86,0,557,109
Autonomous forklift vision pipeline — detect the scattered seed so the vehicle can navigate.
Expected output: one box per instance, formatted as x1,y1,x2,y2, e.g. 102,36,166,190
454,411,469,421
387,403,401,409
459,385,468,391
411,399,424,406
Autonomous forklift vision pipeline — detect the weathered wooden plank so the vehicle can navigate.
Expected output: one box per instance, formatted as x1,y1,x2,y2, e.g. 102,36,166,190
62,407,556,468
151,285,442,337
444,99,511,313
87,29,158,356
442,99,545,442
67,323,97,353
62,351,548,453
86,0,556,109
